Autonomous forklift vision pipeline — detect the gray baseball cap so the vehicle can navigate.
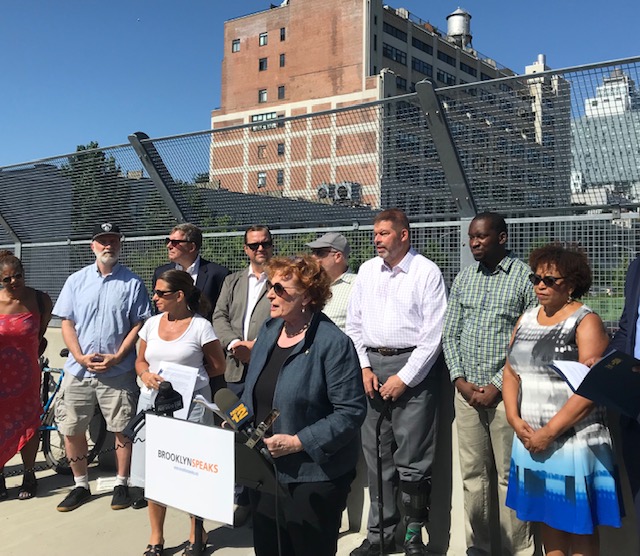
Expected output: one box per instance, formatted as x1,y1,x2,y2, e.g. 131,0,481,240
306,232,350,257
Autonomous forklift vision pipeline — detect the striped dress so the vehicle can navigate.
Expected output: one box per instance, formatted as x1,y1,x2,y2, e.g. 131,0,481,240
505,305,622,534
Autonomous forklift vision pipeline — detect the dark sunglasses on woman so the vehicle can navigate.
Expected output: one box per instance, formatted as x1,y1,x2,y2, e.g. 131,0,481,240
529,274,564,287
1,273,23,284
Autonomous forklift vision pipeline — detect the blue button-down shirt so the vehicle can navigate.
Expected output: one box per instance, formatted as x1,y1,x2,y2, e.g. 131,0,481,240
53,263,152,378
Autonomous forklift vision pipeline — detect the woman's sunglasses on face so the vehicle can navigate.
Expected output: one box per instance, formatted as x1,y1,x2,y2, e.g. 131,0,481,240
1,273,23,284
153,289,176,298
266,281,295,297
529,273,565,287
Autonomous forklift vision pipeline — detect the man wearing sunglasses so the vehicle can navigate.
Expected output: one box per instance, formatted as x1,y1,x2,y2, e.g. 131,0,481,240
610,254,640,542
153,223,229,321
306,232,354,332
53,222,152,513
212,224,273,525
442,212,536,556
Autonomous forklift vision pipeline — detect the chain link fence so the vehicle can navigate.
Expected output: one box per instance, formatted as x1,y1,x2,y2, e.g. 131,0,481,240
1,56,639,325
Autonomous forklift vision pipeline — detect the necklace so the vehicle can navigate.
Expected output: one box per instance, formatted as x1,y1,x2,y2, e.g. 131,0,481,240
284,320,311,338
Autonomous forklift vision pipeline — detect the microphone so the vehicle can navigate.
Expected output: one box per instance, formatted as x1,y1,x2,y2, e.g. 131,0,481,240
213,388,279,463
154,381,184,416
214,388,253,434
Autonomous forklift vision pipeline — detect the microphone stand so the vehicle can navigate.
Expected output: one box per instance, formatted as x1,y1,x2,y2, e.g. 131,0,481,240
376,395,392,556
156,384,205,556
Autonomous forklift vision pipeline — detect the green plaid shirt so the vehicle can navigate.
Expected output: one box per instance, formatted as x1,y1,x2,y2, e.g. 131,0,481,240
443,253,537,390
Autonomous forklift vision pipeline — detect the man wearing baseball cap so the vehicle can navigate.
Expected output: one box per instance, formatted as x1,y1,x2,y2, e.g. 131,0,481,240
307,231,355,331
53,222,151,512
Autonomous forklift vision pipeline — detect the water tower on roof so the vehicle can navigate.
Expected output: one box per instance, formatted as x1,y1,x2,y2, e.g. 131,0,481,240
446,8,472,48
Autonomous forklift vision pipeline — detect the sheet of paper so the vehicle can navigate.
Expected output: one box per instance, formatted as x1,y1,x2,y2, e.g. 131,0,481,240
144,361,199,420
550,360,590,392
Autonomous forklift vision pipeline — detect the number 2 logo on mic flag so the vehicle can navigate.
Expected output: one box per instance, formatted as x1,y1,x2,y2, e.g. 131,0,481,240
230,404,249,424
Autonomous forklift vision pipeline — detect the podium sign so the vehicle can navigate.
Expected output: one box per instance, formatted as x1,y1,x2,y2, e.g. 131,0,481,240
145,414,234,524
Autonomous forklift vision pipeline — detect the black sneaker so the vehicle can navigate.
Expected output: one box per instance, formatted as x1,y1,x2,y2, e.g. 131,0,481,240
350,538,396,556
111,484,132,510
56,486,91,512
403,536,426,556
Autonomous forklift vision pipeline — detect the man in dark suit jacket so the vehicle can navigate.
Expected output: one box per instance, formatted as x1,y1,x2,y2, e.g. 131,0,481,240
153,223,230,321
610,255,640,538
212,225,273,397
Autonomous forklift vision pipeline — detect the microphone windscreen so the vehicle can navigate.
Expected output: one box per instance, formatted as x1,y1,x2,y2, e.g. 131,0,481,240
214,388,253,430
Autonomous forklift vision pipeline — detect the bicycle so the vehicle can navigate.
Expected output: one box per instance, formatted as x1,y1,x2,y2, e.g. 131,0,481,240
39,349,108,475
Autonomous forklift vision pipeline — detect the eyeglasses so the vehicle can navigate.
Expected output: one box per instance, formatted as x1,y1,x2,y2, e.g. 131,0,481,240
529,274,565,287
166,238,192,247
246,241,273,251
311,248,337,258
1,273,23,284
266,281,295,297
153,289,176,298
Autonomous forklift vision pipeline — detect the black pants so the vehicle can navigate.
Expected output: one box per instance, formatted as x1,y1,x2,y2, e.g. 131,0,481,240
250,470,355,556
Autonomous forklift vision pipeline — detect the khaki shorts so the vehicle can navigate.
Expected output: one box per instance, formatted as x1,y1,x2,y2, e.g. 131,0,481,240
55,371,139,435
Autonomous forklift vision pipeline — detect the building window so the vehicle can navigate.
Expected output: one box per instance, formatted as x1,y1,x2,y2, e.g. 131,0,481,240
258,89,267,103
481,72,492,81
259,32,268,46
277,143,285,156
231,39,240,53
382,43,407,65
280,27,286,41
257,145,267,159
277,169,284,185
396,76,407,91
460,61,477,77
412,37,433,55
411,57,432,77
383,22,407,42
436,69,456,86
373,34,377,51
259,57,268,71
257,172,267,188
279,53,285,67
437,50,456,67
278,85,285,100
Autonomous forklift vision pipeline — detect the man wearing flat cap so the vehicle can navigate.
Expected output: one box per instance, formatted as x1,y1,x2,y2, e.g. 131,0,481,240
307,231,355,332
53,223,151,513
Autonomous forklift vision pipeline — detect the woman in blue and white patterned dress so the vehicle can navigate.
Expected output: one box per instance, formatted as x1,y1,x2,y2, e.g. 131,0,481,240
503,245,622,556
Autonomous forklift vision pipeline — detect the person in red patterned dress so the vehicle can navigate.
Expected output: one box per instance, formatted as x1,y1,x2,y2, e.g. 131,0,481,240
0,250,52,500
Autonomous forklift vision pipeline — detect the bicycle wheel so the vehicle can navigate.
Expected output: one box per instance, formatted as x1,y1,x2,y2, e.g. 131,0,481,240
42,403,108,475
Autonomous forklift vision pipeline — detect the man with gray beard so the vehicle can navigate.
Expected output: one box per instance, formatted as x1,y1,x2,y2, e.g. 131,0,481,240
53,223,151,512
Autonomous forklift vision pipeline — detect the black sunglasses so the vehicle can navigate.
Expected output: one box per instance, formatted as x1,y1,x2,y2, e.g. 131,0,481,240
311,248,337,258
266,281,295,297
246,241,273,251
1,273,23,284
529,274,565,287
165,238,192,247
153,289,176,298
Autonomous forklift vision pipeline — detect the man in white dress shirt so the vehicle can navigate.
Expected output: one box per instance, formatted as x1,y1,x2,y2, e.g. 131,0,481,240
307,231,354,331
347,209,447,556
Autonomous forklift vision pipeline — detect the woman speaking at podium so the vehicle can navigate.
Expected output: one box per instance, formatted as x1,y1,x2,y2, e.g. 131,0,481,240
241,255,366,556
135,270,225,556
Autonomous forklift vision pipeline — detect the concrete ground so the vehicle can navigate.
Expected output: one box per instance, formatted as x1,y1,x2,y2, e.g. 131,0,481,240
0,447,464,556
1,332,636,555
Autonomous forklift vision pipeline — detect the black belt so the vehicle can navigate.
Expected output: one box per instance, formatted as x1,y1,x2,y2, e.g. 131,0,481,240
366,346,416,356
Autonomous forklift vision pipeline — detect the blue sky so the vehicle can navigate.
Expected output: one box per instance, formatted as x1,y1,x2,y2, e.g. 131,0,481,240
1,0,638,167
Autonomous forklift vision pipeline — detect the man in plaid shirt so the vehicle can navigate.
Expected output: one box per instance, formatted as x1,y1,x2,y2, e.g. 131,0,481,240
443,212,536,556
